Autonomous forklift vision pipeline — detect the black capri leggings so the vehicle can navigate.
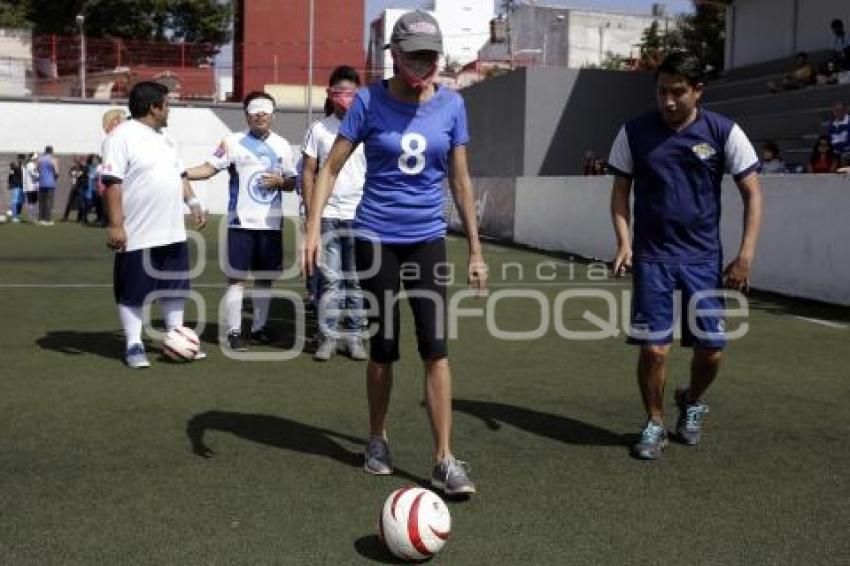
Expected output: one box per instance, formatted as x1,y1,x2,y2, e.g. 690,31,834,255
355,237,448,363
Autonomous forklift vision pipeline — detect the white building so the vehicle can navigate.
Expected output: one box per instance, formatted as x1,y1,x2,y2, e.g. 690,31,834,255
367,1,494,81
0,28,33,96
480,4,658,69
725,0,850,69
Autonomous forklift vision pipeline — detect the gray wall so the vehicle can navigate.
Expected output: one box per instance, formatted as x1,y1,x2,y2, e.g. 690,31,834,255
462,67,655,177
462,70,527,177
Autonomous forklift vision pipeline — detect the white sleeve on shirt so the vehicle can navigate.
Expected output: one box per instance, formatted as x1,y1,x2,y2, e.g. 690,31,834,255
724,124,759,177
607,126,634,175
302,122,320,160
100,131,127,181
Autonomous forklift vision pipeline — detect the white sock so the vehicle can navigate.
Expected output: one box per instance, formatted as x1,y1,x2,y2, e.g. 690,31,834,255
252,282,271,332
159,297,185,331
118,304,144,349
224,284,244,333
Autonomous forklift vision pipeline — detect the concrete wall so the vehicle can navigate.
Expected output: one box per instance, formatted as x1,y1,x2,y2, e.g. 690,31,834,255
727,0,850,70
509,175,850,305
0,99,311,216
462,67,655,177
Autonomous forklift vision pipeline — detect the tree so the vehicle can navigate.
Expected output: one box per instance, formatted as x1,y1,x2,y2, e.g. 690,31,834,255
0,1,31,28
25,0,231,62
676,1,725,75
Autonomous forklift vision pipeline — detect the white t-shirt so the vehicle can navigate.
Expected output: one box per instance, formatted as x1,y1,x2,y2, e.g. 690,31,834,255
100,120,187,252
207,131,296,231
22,161,38,193
302,115,365,220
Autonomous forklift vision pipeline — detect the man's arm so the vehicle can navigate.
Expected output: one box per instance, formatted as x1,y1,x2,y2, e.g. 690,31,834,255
104,181,126,251
723,173,763,292
185,163,219,181
448,145,487,292
182,178,207,229
610,175,633,276
301,154,319,218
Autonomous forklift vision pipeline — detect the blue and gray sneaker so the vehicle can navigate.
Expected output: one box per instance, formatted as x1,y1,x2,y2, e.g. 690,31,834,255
675,387,709,446
364,436,393,475
633,420,668,460
125,343,150,369
431,455,476,495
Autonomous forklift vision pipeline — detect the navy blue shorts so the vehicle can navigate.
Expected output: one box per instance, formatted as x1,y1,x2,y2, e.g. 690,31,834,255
226,228,283,277
628,260,726,349
113,241,190,307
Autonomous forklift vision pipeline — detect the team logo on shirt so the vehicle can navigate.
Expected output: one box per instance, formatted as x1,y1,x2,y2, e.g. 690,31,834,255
213,141,227,158
691,143,717,161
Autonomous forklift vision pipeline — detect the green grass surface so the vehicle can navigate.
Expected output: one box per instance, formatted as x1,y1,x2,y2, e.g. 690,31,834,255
1,220,848,564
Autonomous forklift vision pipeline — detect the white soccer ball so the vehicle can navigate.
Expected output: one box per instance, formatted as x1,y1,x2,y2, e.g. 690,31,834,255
379,486,451,561
161,326,201,361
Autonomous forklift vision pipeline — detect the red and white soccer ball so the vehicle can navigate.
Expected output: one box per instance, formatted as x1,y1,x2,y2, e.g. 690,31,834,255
161,326,201,361
379,486,451,561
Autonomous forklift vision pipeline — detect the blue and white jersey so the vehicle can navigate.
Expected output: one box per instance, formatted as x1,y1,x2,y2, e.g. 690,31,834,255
829,114,850,154
207,131,296,231
339,82,470,243
608,109,759,263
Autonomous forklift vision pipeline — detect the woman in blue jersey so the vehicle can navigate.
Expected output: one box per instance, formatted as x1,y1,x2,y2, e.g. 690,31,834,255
304,10,486,496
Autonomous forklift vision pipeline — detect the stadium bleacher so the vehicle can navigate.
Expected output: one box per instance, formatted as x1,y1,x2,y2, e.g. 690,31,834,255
703,52,850,169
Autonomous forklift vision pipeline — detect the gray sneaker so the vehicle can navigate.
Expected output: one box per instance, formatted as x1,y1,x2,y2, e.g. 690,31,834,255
313,338,336,361
125,343,150,369
340,337,368,361
364,436,393,475
633,420,668,460
431,455,476,495
675,387,710,446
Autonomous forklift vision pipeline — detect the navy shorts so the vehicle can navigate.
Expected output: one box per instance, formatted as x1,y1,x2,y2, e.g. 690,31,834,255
113,241,190,307
628,260,726,349
226,228,282,278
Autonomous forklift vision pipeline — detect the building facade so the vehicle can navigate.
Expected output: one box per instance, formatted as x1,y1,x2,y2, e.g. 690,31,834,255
480,4,657,70
234,0,365,103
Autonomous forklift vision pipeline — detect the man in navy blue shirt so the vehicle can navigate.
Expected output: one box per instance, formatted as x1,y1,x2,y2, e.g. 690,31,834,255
608,52,763,460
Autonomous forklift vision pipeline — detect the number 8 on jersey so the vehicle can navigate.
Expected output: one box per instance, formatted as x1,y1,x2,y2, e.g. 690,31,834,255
398,133,427,175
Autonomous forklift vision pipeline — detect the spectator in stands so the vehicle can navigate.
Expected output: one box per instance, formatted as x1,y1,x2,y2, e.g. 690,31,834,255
768,52,815,92
828,101,850,162
830,19,850,70
760,141,788,174
808,136,840,173
589,157,607,175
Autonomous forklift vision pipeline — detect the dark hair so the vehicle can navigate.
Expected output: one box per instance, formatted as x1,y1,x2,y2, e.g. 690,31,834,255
655,51,703,86
762,141,780,157
128,81,169,119
811,135,834,162
17,153,25,161
44,145,53,154
328,65,361,87
243,91,276,110
86,154,97,165
831,19,844,32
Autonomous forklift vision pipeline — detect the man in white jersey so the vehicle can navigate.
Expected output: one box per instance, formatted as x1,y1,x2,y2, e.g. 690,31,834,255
302,65,368,361
185,92,296,351
101,81,207,369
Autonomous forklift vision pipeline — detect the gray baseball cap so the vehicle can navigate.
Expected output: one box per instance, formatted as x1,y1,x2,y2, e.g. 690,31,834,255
389,10,443,53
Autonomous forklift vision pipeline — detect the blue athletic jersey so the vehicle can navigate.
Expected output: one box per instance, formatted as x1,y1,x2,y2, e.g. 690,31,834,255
608,109,759,263
37,155,57,188
338,81,470,243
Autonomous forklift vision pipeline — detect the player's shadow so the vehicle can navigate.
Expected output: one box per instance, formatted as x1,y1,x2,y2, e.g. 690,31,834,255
353,535,408,564
452,399,629,447
186,410,425,484
35,330,126,361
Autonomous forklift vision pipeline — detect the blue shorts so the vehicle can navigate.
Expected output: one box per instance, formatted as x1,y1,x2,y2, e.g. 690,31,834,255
628,260,726,349
113,241,190,307
226,228,282,277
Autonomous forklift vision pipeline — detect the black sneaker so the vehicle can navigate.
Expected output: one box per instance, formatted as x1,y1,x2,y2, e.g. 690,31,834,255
250,326,277,345
226,329,247,351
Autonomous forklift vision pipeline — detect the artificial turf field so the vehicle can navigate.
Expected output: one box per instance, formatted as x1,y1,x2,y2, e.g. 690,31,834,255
1,220,847,565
